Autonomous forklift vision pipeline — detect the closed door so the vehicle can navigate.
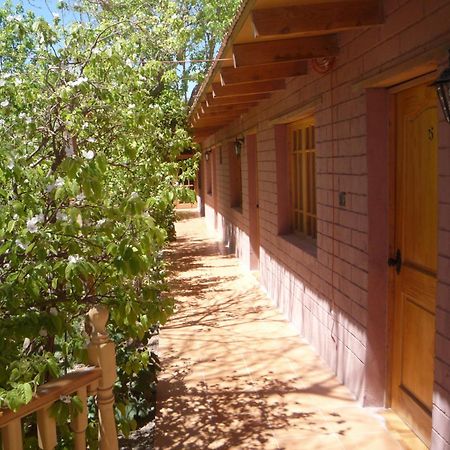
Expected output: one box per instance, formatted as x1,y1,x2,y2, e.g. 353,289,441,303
390,83,438,447
247,134,260,269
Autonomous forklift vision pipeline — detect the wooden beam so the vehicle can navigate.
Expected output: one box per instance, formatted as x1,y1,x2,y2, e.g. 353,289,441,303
233,35,338,67
220,60,308,85
251,0,383,37
206,92,270,107
212,79,285,97
201,104,255,115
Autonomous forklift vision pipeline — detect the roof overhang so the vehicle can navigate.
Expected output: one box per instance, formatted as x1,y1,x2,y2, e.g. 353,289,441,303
189,0,384,142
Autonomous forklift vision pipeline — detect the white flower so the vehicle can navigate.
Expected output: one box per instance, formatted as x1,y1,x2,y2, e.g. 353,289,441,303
39,328,48,337
46,177,64,193
26,214,44,233
96,218,107,227
59,395,71,404
92,47,101,55
49,307,58,316
0,119,5,127
87,137,96,143
56,211,68,221
1,100,9,108
23,337,31,350
128,103,135,109
25,117,32,124
7,160,14,170
0,80,6,87
68,254,82,264
18,112,26,119
82,150,95,160
130,192,139,199
125,58,134,68
67,77,87,87
15,239,26,250
13,214,18,220
65,144,74,157
14,79,22,86
76,193,86,202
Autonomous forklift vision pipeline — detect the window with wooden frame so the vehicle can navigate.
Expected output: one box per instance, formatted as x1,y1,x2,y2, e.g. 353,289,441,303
288,117,317,240
229,143,243,209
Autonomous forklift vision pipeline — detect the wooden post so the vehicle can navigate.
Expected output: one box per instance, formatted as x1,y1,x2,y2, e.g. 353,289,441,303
2,419,23,450
71,386,88,450
87,305,119,450
37,405,57,450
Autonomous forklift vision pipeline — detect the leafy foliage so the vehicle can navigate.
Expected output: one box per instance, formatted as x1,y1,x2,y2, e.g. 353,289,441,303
0,0,239,444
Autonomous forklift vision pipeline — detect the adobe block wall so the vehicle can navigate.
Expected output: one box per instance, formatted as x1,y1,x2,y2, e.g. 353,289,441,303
199,1,450,447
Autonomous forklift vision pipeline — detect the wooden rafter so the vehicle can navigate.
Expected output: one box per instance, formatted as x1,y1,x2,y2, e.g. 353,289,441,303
220,60,308,85
233,35,338,67
206,92,271,107
251,0,383,38
212,79,285,97
201,103,256,115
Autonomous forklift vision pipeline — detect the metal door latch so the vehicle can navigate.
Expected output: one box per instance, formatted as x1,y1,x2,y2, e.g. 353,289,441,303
388,249,402,274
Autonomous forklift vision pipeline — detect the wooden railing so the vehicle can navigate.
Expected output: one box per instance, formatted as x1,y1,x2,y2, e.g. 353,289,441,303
0,305,119,450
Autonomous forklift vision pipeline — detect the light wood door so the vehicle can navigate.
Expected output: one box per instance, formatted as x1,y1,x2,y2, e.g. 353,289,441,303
391,83,438,447
247,134,260,269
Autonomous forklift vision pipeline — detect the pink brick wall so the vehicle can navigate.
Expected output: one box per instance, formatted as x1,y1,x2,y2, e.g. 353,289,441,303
199,1,450,447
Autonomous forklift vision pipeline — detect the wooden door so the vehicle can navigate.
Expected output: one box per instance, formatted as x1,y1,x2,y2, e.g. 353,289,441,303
247,134,260,270
391,83,438,447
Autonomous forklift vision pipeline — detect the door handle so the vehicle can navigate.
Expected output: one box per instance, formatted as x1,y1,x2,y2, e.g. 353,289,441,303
388,249,402,274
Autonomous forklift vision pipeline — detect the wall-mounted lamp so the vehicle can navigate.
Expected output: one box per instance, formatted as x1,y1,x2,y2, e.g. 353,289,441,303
204,150,211,161
434,50,450,123
234,137,244,157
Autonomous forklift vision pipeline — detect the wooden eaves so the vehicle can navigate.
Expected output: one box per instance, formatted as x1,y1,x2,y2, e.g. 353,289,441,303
190,0,384,143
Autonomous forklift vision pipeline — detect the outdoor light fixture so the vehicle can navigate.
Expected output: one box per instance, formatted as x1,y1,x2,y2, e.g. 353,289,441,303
234,137,244,156
204,150,211,161
434,50,450,123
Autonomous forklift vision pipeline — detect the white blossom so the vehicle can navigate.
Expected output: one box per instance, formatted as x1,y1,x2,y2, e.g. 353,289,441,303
49,307,58,316
23,337,31,350
15,239,26,250
18,112,26,119
59,395,71,404
128,103,136,109
82,150,95,160
76,193,86,202
26,214,44,233
87,137,96,143
0,80,6,87
67,77,88,87
7,160,14,170
1,100,9,108
96,218,107,227
0,119,5,127
56,211,68,222
46,177,64,193
68,254,82,264
125,58,134,68
25,117,32,124
130,192,139,199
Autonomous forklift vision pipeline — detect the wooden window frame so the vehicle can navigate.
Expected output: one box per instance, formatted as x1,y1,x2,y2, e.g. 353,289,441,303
288,117,317,240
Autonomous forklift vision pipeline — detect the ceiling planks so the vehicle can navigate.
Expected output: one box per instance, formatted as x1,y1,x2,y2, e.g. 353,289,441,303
251,0,384,38
220,60,308,85
233,35,339,67
212,79,286,97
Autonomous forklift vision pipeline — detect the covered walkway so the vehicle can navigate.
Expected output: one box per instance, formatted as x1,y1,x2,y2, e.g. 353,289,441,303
155,212,424,450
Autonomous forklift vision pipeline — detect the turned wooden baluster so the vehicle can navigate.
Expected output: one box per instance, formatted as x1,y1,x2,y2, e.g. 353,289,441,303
70,386,88,450
2,419,23,450
87,305,119,450
37,405,57,450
